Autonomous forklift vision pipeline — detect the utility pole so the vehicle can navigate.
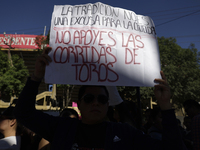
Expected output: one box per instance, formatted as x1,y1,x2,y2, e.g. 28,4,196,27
3,32,15,67
43,26,46,36
41,26,46,50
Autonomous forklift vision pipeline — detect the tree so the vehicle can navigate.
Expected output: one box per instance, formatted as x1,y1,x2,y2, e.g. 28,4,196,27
0,49,29,99
158,37,200,109
35,35,47,50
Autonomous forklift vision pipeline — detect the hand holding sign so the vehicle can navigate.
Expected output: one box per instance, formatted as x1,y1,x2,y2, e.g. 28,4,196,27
31,47,52,82
154,71,172,110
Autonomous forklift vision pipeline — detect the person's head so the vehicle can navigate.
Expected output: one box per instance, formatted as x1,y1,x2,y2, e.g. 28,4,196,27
0,106,19,137
77,85,109,124
60,108,79,119
183,99,200,118
112,101,136,127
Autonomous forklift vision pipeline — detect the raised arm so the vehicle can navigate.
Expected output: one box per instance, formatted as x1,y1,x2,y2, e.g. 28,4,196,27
153,71,187,149
31,47,52,81
14,47,60,142
154,71,171,110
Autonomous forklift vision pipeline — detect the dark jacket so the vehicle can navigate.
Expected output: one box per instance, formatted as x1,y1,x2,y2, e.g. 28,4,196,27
14,78,187,150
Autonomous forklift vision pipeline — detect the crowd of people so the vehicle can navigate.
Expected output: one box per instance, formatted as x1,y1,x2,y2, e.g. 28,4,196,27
1,103,198,150
0,47,199,150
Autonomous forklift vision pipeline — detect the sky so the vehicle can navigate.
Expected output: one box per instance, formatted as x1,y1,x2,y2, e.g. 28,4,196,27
0,0,200,52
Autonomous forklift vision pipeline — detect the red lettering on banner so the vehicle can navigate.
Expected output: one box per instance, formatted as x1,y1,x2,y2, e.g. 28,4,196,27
75,45,84,63
122,33,125,47
122,33,144,48
55,30,118,47
81,30,93,45
79,64,90,82
89,64,99,81
72,64,82,80
82,46,90,63
71,63,119,82
122,33,135,47
106,47,117,64
52,28,146,83
98,63,108,82
99,31,106,46
53,45,117,64
92,30,99,44
125,48,133,64
69,46,77,62
126,34,135,47
107,63,119,82
56,31,63,43
135,35,144,48
91,46,100,63
73,30,81,44
125,48,140,64
108,31,116,47
53,46,70,64
99,47,107,63
133,48,140,64
63,31,71,44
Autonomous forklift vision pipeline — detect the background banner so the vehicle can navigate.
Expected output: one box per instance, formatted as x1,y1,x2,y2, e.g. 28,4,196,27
0,34,43,49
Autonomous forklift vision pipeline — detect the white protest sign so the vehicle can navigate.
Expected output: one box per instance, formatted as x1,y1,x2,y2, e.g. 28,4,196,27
45,2,161,86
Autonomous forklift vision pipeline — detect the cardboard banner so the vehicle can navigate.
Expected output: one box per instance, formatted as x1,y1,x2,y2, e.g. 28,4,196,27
45,2,161,86
0,34,44,49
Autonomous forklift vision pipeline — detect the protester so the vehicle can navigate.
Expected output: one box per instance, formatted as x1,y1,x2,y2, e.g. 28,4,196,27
111,101,136,127
183,99,200,150
59,108,79,119
0,106,21,150
14,47,187,150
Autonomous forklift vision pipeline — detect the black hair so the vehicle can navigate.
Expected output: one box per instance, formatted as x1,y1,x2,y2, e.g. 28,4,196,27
59,108,79,118
78,85,109,101
183,99,200,109
113,101,136,127
1,106,15,118
1,106,23,136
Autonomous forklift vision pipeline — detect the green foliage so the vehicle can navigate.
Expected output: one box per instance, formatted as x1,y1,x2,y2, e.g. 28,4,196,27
158,37,200,109
0,50,29,97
